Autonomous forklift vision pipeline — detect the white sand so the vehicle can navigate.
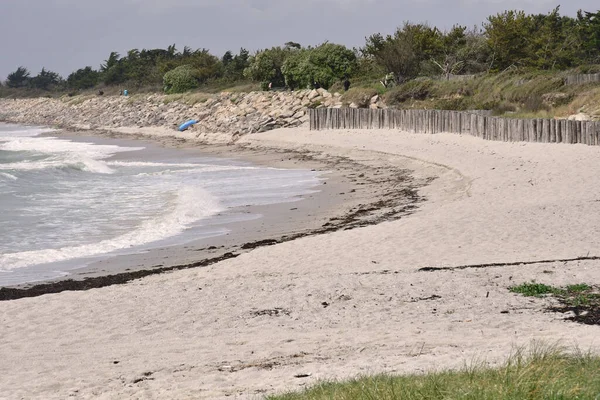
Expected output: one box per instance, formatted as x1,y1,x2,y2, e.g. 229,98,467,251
1,128,600,399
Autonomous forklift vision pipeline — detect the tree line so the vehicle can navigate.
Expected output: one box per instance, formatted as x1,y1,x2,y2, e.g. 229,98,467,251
2,7,599,94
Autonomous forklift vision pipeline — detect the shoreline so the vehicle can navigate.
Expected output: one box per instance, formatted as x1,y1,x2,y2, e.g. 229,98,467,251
0,127,424,300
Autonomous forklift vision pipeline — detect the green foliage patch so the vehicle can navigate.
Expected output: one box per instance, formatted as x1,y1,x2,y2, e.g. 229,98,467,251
163,65,199,94
510,281,600,324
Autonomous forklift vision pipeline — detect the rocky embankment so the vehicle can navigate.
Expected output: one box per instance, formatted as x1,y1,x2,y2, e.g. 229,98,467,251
0,89,357,139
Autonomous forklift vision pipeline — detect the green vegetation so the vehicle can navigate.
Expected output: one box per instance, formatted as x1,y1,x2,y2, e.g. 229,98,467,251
6,66,32,88
508,282,559,297
268,344,600,400
341,87,379,107
282,43,356,90
2,6,600,108
67,67,100,90
163,65,199,94
510,281,600,308
510,281,600,325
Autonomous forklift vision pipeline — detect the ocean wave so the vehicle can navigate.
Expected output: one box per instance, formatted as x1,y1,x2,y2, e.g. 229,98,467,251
0,136,143,157
0,126,59,139
0,136,144,174
0,157,115,174
0,172,18,180
108,160,261,171
0,186,223,271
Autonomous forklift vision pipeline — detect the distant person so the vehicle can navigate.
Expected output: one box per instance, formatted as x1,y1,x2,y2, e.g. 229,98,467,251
268,82,272,91
343,78,350,91
313,81,321,90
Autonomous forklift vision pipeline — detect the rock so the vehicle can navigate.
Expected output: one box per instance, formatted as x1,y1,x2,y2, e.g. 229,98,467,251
280,110,295,119
370,95,379,104
0,88,354,140
349,102,359,109
292,110,305,119
307,90,319,100
567,112,591,121
542,92,572,107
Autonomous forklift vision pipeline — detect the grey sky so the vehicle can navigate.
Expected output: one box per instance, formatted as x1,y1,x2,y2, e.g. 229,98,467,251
1,0,598,81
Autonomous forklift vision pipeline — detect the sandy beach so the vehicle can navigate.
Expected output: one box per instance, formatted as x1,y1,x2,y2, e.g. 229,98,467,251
1,126,599,399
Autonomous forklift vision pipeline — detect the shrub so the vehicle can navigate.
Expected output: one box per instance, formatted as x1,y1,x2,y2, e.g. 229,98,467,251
163,65,199,94
492,102,517,115
522,95,549,113
435,97,471,111
282,43,357,90
341,87,378,108
384,79,433,106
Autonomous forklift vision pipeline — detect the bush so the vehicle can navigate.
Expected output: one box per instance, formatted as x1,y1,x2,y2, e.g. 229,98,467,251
522,95,549,113
163,65,198,94
341,87,378,108
384,79,433,105
435,97,472,111
282,43,357,90
491,101,517,115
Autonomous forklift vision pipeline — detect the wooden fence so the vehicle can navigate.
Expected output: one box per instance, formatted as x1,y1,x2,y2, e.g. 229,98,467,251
309,108,600,146
564,73,600,85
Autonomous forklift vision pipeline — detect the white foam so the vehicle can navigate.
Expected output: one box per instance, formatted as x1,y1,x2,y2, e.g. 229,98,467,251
0,125,59,139
0,137,144,174
0,186,222,271
108,160,260,171
0,172,17,180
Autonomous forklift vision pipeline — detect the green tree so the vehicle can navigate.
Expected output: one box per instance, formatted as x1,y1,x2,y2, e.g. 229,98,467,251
528,7,579,69
577,9,600,63
6,66,31,88
222,51,234,67
484,10,533,70
163,65,199,93
30,68,62,90
100,52,128,85
282,43,356,89
363,23,442,82
284,41,302,50
187,49,222,83
426,26,491,77
222,48,250,81
67,67,100,90
244,47,290,88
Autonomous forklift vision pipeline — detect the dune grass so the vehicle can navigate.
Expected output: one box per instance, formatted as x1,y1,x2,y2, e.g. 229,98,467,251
268,344,600,400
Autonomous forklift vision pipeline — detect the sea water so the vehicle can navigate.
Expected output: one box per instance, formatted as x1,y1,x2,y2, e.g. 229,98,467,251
0,123,321,286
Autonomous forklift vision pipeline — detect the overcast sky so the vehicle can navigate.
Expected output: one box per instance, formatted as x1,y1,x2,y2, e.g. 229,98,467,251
1,1,598,81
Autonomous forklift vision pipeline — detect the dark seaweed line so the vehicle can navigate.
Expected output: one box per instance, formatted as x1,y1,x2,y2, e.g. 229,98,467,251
0,252,238,301
419,256,600,272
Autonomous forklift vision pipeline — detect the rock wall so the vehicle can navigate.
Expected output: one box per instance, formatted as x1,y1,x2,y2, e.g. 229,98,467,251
0,89,346,138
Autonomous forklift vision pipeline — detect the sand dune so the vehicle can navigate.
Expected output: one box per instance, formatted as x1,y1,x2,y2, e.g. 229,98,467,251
1,127,599,399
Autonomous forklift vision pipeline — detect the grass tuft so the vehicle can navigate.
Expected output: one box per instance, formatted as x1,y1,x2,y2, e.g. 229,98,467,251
268,344,600,400
509,282,558,297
